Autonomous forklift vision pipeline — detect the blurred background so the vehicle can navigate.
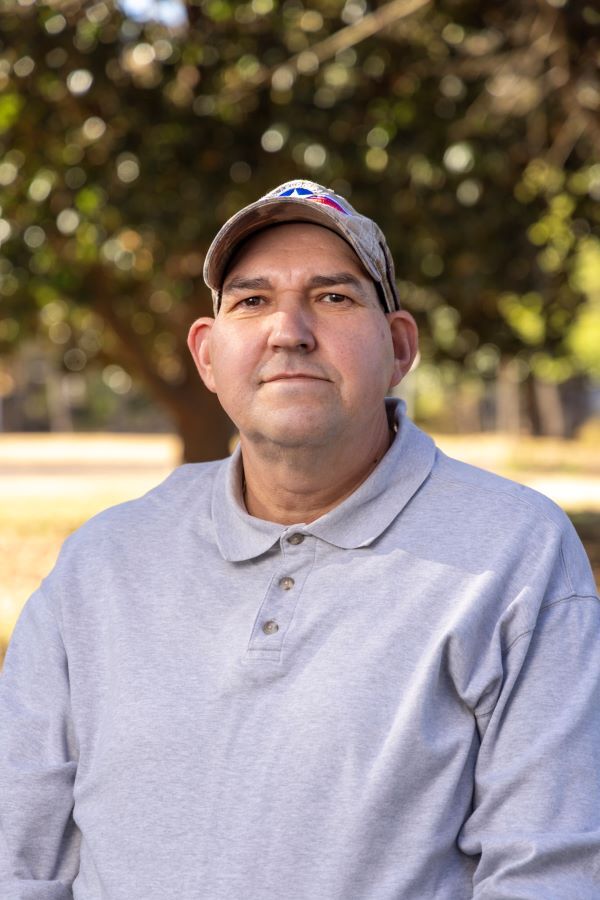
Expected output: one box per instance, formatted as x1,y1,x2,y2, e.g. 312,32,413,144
0,0,599,661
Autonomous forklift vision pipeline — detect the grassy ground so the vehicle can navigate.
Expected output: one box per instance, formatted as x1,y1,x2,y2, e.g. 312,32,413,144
1,432,599,667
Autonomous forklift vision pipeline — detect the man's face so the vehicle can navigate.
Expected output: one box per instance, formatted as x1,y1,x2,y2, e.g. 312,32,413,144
189,222,416,450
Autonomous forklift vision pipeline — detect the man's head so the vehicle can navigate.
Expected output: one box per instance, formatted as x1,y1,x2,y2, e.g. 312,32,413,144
188,182,418,454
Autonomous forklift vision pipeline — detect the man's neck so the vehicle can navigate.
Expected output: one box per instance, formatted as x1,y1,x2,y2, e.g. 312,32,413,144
239,414,395,525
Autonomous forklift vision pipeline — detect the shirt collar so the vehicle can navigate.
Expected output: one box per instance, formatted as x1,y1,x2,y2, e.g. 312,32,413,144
212,398,436,562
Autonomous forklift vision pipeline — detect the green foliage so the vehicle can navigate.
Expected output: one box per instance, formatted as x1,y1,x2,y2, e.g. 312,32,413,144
565,237,600,378
498,293,545,347
0,0,598,449
0,93,23,133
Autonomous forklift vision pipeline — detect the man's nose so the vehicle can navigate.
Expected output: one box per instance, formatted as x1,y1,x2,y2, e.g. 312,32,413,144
267,302,316,352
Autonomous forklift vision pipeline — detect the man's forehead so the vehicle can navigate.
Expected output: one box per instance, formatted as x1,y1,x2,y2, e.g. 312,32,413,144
222,221,370,283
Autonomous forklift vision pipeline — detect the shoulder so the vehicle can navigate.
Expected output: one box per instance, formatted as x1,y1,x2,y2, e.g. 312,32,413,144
46,457,226,578
88,457,222,527
431,449,568,530
401,445,597,602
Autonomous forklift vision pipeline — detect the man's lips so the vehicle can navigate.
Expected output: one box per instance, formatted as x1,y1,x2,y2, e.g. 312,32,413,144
260,373,330,383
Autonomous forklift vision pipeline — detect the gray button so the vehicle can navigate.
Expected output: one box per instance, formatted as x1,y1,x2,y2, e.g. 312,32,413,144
262,619,279,635
287,533,305,545
279,576,295,590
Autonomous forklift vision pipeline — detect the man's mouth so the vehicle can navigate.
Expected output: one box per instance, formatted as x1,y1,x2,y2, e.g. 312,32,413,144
261,373,330,383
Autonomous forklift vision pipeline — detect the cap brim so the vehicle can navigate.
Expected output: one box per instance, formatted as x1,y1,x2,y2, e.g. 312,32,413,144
203,196,381,293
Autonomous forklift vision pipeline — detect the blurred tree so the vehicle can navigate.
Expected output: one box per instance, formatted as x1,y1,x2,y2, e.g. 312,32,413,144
0,0,598,456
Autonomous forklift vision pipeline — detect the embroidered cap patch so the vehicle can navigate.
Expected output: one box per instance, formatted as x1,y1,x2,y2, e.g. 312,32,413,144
277,185,351,216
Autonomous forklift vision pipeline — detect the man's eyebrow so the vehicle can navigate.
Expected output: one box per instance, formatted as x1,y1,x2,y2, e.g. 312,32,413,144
307,273,364,290
221,271,367,296
222,275,273,293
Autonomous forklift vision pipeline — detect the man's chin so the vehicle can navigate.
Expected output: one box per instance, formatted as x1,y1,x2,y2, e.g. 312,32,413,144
242,410,341,450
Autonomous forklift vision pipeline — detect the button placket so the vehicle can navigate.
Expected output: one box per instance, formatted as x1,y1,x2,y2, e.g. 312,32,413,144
246,534,316,658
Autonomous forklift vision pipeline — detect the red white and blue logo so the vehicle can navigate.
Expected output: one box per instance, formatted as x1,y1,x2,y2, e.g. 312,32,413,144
276,185,351,215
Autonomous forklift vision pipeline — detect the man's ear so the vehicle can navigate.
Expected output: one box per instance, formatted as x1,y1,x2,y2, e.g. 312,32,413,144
187,317,217,393
386,311,419,390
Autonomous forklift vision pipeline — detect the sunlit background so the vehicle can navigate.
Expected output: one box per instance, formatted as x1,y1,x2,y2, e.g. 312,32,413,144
0,0,599,661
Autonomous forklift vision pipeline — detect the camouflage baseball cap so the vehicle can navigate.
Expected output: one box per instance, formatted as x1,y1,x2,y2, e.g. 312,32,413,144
203,179,401,314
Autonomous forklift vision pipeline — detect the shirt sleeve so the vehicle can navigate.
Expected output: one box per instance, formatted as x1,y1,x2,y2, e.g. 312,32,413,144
458,592,600,898
0,588,80,899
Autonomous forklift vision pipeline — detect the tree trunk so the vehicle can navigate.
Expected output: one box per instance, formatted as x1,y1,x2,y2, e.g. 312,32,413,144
532,377,566,437
169,385,234,463
524,373,542,436
93,281,234,463
495,358,522,433
46,371,73,433
560,375,590,438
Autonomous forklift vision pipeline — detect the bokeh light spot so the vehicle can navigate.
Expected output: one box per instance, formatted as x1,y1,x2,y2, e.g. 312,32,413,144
24,226,46,248
443,142,474,174
456,179,482,205
116,154,140,183
304,144,327,168
56,209,80,235
0,162,18,186
261,127,286,152
0,219,12,244
67,69,93,95
82,116,107,142
63,348,87,371
13,57,35,78
49,322,72,344
45,14,66,34
103,364,132,394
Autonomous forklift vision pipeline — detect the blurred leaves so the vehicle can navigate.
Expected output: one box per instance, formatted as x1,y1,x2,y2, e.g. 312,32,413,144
0,0,598,454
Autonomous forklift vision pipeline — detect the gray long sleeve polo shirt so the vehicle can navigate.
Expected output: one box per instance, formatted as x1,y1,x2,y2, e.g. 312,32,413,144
1,399,599,899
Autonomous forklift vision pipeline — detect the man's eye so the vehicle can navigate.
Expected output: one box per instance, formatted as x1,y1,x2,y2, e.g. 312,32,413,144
322,292,351,304
237,296,264,308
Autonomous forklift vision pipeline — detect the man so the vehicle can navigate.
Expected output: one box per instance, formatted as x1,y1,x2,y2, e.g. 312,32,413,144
1,179,599,899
